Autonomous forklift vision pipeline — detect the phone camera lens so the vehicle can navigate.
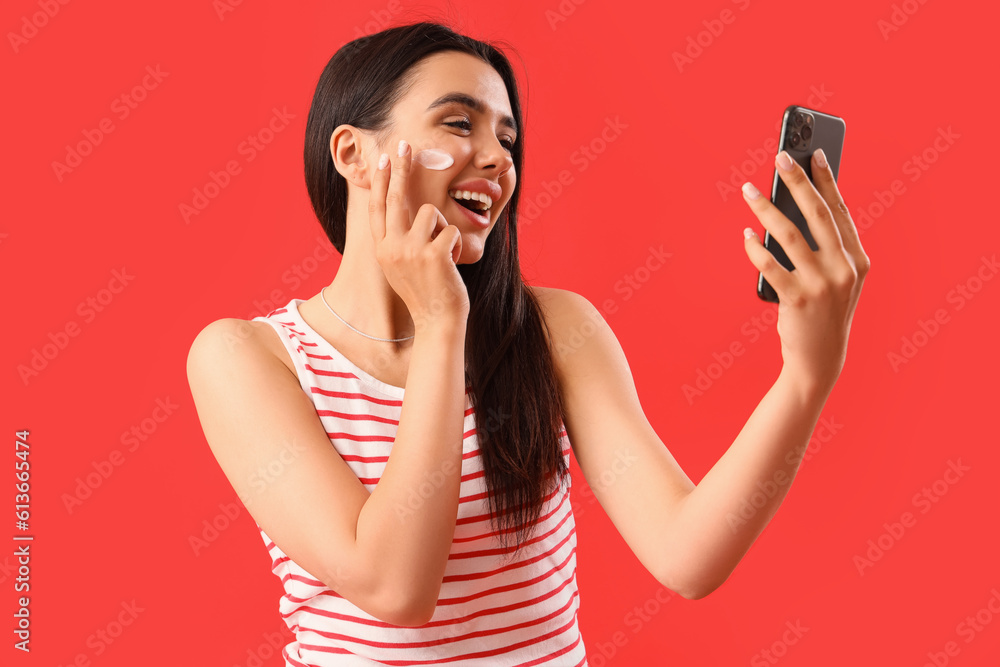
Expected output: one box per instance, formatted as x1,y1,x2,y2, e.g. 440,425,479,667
792,113,804,127
789,132,801,149
801,125,812,141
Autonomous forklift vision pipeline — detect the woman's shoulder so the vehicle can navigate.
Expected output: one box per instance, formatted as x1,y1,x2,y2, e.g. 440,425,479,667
528,284,569,310
527,285,610,371
528,285,601,329
186,317,297,380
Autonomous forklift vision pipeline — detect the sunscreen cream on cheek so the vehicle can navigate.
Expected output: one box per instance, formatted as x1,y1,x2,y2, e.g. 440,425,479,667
414,148,454,170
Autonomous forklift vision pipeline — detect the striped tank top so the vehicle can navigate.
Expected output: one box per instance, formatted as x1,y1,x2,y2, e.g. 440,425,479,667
252,298,588,666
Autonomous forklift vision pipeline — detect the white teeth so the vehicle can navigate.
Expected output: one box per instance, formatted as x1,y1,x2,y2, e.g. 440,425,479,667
448,189,493,211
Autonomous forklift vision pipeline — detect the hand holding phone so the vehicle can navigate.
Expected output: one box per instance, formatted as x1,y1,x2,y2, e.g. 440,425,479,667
740,105,871,396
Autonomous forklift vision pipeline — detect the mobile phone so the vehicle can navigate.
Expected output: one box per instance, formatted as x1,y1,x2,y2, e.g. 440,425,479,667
756,105,846,303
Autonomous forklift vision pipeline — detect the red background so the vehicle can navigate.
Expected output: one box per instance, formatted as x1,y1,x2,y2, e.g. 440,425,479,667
4,0,998,665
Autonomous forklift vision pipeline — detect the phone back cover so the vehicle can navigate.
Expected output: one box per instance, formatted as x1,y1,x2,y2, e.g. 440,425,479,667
768,106,845,263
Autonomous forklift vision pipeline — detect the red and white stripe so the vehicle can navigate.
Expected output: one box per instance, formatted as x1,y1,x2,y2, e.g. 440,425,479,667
252,299,588,666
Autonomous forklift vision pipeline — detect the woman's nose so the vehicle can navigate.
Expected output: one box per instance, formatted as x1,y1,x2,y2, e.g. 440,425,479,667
479,140,513,172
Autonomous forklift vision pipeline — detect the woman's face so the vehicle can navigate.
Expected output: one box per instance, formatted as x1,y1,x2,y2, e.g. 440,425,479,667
362,50,518,262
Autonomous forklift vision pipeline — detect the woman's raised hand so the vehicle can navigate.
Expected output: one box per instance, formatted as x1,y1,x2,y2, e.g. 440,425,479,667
368,139,470,332
741,149,871,398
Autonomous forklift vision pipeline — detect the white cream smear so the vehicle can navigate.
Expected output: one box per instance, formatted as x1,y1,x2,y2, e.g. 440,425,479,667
414,148,454,170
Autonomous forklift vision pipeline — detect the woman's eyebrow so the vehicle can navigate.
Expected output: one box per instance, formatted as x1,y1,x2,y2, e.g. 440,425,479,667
426,92,517,134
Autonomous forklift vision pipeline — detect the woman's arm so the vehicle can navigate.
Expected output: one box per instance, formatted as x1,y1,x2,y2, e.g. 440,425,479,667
665,368,829,597
538,148,869,600
355,317,469,625
187,317,468,627
675,148,871,595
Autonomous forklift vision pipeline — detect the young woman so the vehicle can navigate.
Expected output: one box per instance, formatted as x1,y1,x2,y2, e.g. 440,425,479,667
186,21,869,667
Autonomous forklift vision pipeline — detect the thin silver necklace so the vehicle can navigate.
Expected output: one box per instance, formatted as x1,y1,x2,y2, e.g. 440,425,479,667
320,287,415,343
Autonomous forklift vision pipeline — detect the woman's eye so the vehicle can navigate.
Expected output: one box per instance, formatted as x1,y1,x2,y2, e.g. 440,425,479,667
444,120,515,153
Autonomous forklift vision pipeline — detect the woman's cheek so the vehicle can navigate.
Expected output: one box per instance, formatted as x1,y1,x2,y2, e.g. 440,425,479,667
503,166,516,200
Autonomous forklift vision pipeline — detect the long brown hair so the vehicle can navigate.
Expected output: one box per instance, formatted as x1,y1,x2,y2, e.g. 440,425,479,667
303,21,568,564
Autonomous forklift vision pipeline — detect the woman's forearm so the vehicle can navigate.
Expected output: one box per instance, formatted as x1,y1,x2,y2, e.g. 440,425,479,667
354,319,469,624
665,365,832,597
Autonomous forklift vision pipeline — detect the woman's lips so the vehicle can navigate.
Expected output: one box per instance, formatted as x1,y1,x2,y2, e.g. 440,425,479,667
450,197,490,228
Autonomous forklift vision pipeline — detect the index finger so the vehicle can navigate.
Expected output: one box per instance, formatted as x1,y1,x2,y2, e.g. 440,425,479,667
368,151,391,243
774,150,846,264
384,139,413,236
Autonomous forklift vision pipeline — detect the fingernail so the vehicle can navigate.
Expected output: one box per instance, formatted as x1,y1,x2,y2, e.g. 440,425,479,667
813,148,828,169
744,227,755,240
378,152,389,170
397,139,409,157
742,182,761,199
776,151,794,171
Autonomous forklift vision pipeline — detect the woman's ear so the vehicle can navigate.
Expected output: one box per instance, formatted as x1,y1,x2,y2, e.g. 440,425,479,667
330,125,372,188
